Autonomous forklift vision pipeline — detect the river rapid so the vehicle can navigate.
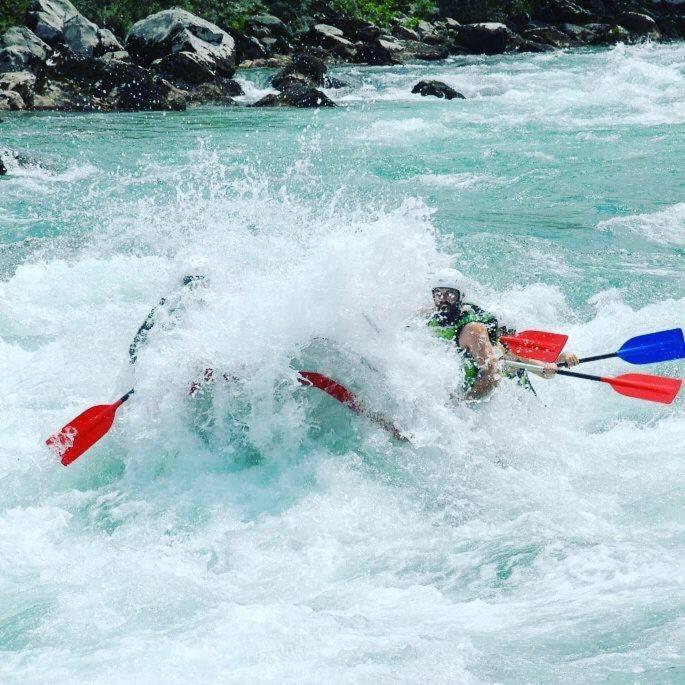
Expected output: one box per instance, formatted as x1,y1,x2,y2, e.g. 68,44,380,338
1,42,684,683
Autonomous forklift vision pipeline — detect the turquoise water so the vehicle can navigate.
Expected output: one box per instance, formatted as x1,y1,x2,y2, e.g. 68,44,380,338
1,43,684,682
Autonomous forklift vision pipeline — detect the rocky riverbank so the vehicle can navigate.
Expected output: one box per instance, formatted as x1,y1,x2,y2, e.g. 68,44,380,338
0,0,683,112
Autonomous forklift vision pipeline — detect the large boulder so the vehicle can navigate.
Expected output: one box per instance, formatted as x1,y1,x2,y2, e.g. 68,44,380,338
415,44,450,60
0,71,37,107
26,0,123,57
271,53,328,89
453,23,514,55
304,24,355,59
353,41,396,65
585,23,631,45
245,14,290,39
126,9,236,80
618,12,660,37
0,26,52,73
26,0,79,44
242,14,291,55
522,25,573,47
251,82,335,108
36,52,188,111
533,1,593,25
411,80,464,99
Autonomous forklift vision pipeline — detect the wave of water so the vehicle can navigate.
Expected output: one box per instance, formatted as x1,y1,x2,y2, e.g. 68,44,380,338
1,42,684,683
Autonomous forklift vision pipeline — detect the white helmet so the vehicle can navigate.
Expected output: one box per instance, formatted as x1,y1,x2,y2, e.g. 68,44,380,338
432,269,463,297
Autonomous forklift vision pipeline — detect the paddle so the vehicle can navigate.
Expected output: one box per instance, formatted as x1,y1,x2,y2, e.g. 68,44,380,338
557,328,685,367
298,371,408,442
499,330,568,363
501,328,685,366
504,361,682,404
46,390,134,466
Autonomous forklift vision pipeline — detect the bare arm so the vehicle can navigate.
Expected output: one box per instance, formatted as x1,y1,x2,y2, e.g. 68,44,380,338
458,322,500,399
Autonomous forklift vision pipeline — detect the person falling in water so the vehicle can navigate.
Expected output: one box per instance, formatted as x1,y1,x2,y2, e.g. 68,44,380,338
427,273,580,399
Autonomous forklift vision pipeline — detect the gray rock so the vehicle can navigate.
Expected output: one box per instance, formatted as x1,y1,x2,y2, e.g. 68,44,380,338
100,50,131,63
585,23,632,45
313,24,344,39
126,9,236,78
0,71,37,107
185,78,242,104
246,14,290,38
98,29,124,55
619,12,660,36
153,51,218,84
271,53,328,89
392,24,420,41
62,13,99,56
1,26,51,58
415,44,450,61
0,26,51,72
25,1,123,58
0,156,6,175
453,23,513,55
411,79,464,99
26,0,80,44
534,1,593,25
306,24,355,58
522,25,572,47
353,42,396,65
251,82,335,108
0,89,25,110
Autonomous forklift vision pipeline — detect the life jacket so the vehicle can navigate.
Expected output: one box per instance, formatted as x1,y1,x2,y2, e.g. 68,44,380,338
428,304,534,394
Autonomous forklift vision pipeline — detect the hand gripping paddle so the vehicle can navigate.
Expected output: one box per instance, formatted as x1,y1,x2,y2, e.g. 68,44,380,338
557,328,685,367
502,328,685,367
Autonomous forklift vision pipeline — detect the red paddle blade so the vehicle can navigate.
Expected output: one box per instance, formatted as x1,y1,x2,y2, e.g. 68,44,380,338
500,329,568,363
298,371,361,413
602,373,682,405
46,402,119,466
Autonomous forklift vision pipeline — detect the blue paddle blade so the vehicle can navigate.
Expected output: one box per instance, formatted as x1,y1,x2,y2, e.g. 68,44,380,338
617,328,685,365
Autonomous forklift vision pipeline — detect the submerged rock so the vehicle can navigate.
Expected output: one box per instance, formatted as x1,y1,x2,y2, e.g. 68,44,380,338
0,156,6,175
271,53,328,89
411,79,464,99
251,83,335,108
126,9,236,80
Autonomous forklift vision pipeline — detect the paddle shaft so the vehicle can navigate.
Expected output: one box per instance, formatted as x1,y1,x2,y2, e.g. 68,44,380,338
117,389,135,406
505,360,603,382
557,353,616,368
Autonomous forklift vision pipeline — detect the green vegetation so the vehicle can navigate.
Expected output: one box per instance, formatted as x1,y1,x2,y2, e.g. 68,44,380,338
0,0,268,37
0,0,439,37
330,0,436,27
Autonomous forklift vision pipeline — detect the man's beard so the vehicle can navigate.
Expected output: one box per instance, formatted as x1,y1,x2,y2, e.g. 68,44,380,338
436,302,461,323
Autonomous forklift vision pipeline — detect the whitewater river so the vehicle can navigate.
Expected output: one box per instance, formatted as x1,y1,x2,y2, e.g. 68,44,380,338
1,42,684,683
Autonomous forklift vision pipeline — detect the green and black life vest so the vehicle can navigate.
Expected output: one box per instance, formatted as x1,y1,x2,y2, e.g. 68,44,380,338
428,303,533,393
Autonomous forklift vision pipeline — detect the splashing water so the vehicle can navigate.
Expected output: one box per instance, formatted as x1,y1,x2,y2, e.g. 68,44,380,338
1,43,684,683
